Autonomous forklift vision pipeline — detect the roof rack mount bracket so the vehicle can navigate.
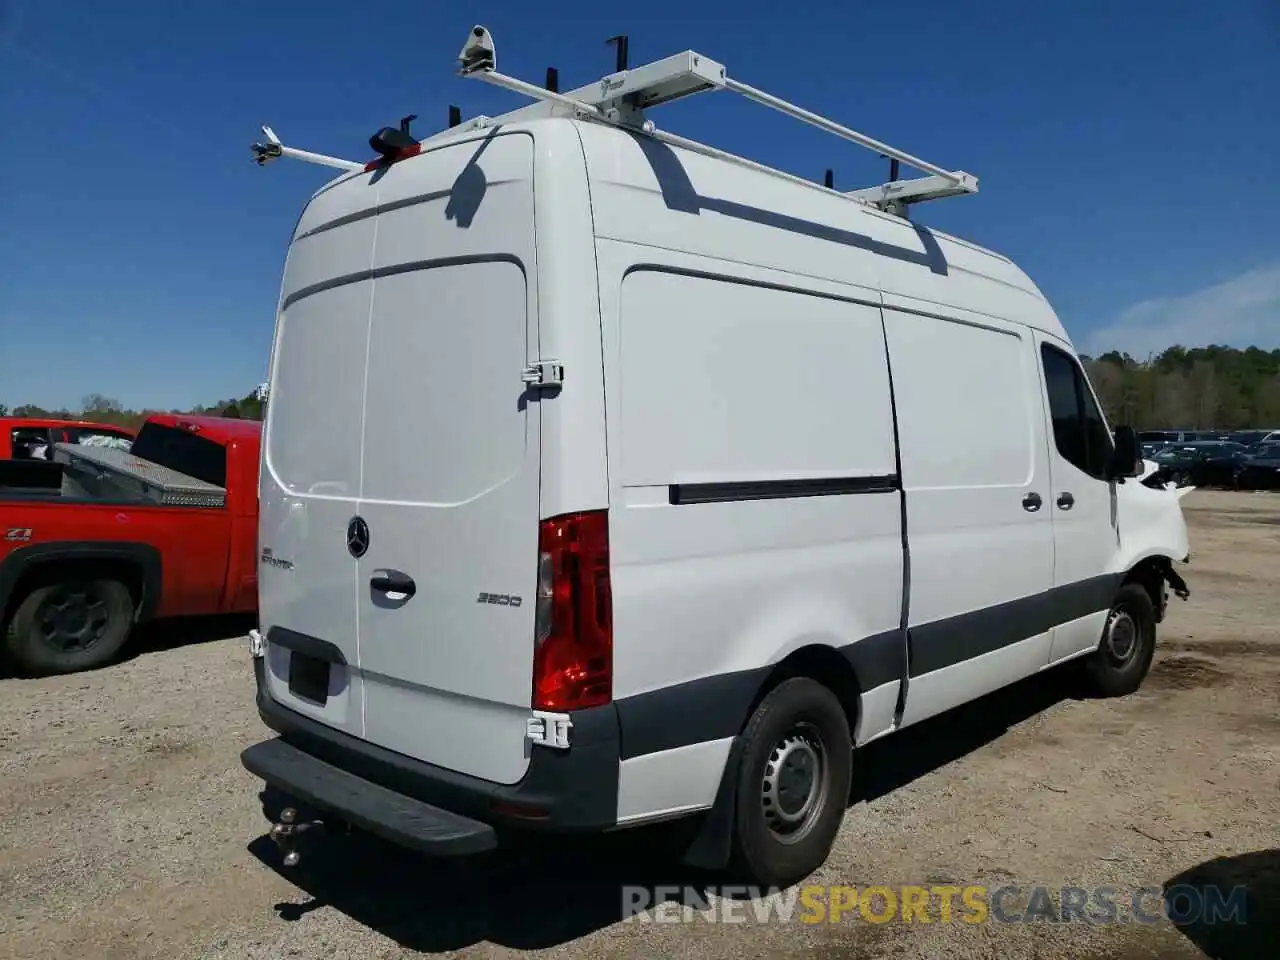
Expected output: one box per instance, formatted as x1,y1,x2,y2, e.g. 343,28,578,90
846,171,979,215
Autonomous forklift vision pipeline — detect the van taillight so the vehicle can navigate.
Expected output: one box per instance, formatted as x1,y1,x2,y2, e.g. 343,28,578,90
533,511,612,712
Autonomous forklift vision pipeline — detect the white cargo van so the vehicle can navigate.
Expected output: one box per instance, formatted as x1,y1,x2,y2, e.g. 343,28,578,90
241,27,1192,888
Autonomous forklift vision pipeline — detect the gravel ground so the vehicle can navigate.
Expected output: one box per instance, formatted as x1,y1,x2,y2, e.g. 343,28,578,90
1,489,1276,960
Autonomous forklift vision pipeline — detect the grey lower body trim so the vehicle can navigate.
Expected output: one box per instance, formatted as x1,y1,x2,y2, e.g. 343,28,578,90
614,574,1125,761
907,573,1123,677
616,628,902,761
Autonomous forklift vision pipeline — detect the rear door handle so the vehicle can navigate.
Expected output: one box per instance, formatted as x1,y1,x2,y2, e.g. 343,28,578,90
1022,492,1042,512
371,569,416,599
1057,492,1075,510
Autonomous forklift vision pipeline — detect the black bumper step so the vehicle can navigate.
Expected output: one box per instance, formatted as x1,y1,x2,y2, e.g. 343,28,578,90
242,738,498,856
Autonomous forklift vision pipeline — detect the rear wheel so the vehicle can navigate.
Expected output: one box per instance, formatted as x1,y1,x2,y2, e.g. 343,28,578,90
4,578,134,676
728,677,852,888
1082,583,1157,698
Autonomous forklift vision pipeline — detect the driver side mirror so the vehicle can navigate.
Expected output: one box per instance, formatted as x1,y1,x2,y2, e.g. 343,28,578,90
1109,425,1143,479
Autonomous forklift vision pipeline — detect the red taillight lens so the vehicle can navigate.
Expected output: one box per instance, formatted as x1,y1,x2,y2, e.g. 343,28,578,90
533,511,613,712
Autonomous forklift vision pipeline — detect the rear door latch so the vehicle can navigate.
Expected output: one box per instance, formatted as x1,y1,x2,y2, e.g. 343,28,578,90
521,360,565,390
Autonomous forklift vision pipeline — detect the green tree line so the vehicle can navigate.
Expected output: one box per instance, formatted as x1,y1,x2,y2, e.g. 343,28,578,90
3,343,1280,432
0,389,265,430
1081,345,1280,430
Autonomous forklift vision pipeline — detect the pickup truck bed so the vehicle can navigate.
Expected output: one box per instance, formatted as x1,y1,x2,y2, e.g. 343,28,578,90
0,415,261,676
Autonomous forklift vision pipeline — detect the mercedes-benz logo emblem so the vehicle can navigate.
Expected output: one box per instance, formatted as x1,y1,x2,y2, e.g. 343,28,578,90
346,516,370,558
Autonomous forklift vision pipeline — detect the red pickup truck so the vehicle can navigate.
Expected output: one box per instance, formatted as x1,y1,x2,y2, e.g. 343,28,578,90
0,414,261,676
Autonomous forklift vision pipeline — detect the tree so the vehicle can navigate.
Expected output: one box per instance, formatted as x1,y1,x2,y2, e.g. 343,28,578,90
81,394,123,415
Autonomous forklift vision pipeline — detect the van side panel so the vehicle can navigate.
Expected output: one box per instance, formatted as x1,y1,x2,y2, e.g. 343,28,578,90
595,240,904,819
882,301,1057,727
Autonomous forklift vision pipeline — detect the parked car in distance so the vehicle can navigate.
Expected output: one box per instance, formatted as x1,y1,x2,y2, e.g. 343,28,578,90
1226,429,1272,447
1,417,135,461
1149,441,1252,488
0,414,261,676
1138,429,1227,445
1235,446,1280,490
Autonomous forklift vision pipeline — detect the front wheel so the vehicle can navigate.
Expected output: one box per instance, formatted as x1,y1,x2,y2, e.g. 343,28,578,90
3,578,135,676
728,677,852,888
1082,583,1157,698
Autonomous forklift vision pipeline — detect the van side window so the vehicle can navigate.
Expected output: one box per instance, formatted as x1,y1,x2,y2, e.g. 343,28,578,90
1041,344,1113,480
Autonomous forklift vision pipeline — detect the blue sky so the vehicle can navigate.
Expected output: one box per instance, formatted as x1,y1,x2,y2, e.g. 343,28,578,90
2,0,1278,411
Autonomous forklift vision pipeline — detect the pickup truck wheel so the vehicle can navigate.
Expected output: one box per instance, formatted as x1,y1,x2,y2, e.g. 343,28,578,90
1083,583,1157,698
4,579,134,676
728,677,852,889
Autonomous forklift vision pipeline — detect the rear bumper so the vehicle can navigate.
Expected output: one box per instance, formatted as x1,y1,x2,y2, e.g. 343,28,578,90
244,658,622,849
242,737,498,855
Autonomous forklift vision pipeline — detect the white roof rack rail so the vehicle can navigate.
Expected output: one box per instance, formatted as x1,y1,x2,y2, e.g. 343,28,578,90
250,24,978,218
250,125,363,173
451,25,977,217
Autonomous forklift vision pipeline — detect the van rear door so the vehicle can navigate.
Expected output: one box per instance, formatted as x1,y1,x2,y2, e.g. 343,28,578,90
353,133,542,786
258,176,378,739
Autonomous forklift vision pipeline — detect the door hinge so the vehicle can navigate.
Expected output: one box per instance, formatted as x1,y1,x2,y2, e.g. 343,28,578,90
521,360,564,390
526,710,572,750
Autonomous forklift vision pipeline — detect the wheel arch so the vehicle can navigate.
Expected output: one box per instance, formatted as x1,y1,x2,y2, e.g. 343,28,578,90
681,640,869,872
0,541,162,627
743,643,864,741
1118,552,1186,623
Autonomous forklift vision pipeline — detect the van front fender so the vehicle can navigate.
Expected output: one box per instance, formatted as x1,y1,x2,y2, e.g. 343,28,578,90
1116,480,1191,572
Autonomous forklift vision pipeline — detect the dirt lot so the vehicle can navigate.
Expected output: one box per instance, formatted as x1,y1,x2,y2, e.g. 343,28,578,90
1,489,1276,960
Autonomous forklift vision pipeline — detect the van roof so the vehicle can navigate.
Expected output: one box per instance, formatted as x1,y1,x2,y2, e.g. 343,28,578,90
376,117,1067,342
261,31,1073,344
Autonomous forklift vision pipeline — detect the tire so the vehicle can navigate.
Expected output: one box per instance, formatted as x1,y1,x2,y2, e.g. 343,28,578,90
1082,583,1157,698
728,677,852,889
3,578,134,676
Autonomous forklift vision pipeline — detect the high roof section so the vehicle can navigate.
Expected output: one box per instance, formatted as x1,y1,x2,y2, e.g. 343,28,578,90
250,23,1064,339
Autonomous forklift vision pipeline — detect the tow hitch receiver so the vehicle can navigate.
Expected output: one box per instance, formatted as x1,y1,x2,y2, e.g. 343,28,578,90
270,807,328,867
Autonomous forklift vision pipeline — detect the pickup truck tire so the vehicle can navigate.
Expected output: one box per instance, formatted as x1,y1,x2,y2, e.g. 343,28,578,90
727,677,852,889
4,578,134,676
1083,583,1157,698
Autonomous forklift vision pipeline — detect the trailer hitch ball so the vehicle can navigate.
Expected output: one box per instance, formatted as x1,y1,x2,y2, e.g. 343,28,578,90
270,806,326,867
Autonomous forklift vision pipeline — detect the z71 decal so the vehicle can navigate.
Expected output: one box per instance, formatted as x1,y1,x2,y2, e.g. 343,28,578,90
4,528,33,543
477,592,523,607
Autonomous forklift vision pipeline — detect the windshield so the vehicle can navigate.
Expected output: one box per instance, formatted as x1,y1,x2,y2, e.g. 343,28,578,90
128,423,227,488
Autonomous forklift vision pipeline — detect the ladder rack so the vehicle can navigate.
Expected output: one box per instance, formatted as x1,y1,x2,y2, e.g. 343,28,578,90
251,24,978,218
